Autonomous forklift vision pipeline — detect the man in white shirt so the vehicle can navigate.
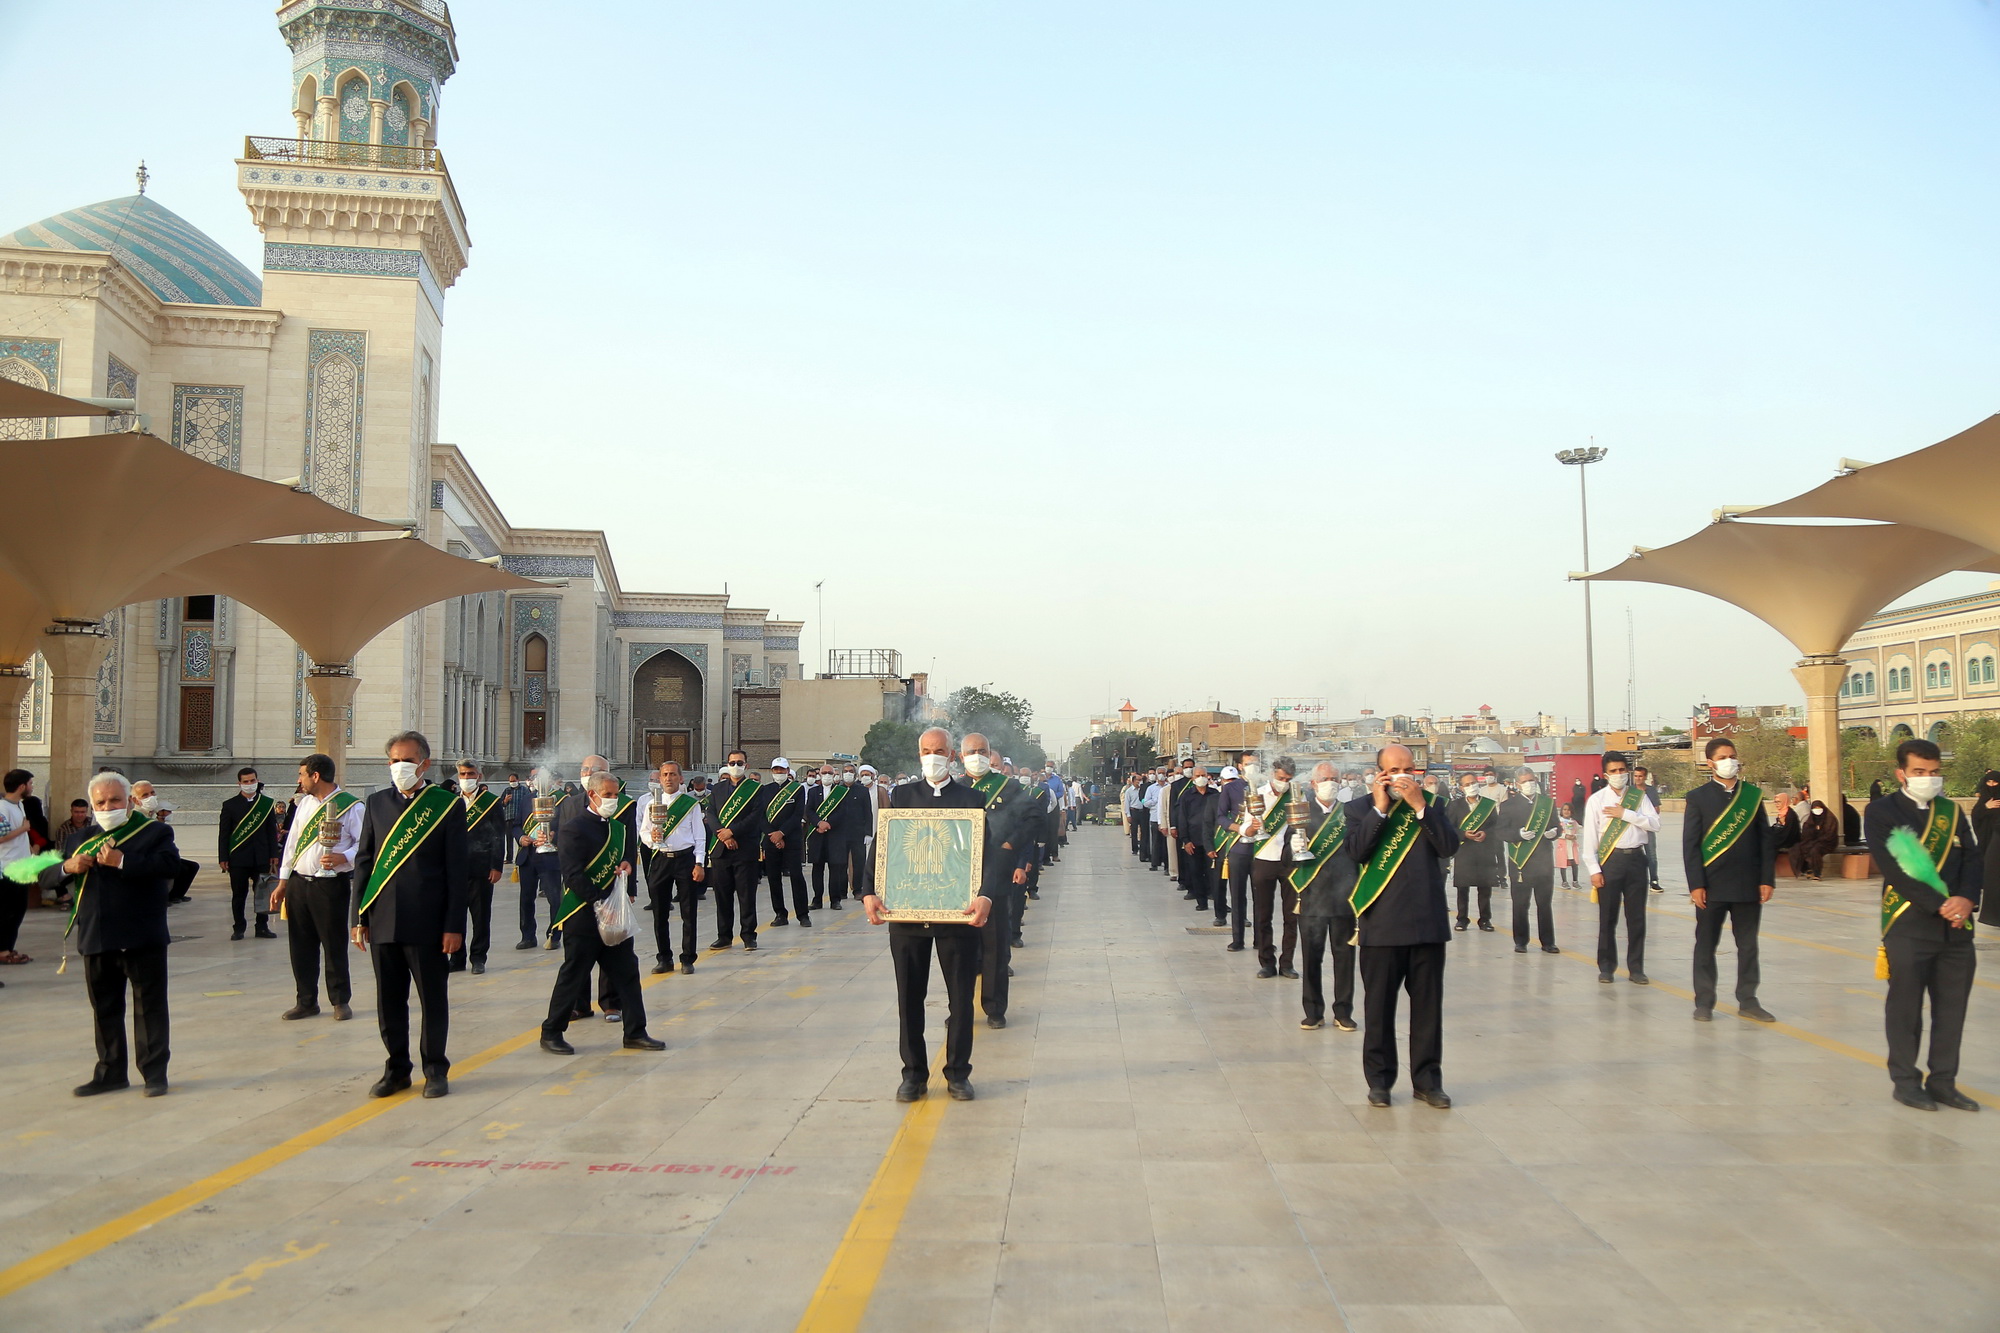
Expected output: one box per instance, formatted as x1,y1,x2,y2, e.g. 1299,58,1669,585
855,764,887,897
272,753,365,1020
1142,773,1165,870
1579,751,1661,985
635,760,705,975
1237,755,1304,979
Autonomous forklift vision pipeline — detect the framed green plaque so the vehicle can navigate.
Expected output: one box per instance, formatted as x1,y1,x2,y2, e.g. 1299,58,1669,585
873,808,986,922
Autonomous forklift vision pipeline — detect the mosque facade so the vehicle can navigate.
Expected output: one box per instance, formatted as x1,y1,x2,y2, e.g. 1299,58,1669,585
0,0,797,781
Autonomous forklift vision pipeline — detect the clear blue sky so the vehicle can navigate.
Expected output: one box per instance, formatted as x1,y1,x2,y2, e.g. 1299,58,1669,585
6,1,2000,753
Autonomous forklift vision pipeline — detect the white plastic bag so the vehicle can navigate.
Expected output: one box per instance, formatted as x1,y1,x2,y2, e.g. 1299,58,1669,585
595,871,635,946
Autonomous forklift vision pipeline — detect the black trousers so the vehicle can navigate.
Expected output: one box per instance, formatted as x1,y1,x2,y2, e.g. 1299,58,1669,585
1047,812,1065,859
1149,822,1167,869
815,834,864,906
370,940,450,1080
1250,858,1298,970
1360,941,1444,1093
979,901,1011,1020
1226,843,1254,939
450,875,493,970
646,849,702,966
228,865,268,929
1510,869,1555,949
0,880,25,951
1885,926,1976,1092
518,853,561,943
765,841,810,921
1129,813,1143,854
1182,844,1214,908
1454,876,1495,926
284,873,352,1007
169,859,198,901
84,945,169,1085
543,907,647,1040
1691,899,1761,1008
1300,913,1355,1024
1595,848,1649,975
711,853,760,947
888,923,979,1083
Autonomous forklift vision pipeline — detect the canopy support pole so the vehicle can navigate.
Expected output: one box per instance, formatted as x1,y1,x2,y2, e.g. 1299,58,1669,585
1792,656,1848,834
42,623,110,814
0,666,29,776
306,665,360,781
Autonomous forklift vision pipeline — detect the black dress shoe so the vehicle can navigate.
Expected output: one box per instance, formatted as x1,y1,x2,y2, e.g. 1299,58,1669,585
1225,943,1244,952
369,1074,412,1098
709,939,730,950
230,927,246,941
798,916,812,928
1453,922,1467,932
1212,918,1228,928
743,942,759,952
1332,1017,1357,1032
1011,936,1024,949
515,940,536,950
142,1081,168,1098
1257,966,1277,978
623,1035,666,1051
832,901,845,910
946,1080,975,1101
810,898,824,910
1027,889,1039,899
282,1003,321,1021
255,924,278,939
1415,1088,1452,1109
895,1079,927,1102
1598,973,1614,984
73,1079,129,1097
1894,1085,1939,1112
541,1037,575,1055
987,1015,1006,1029
1514,944,1527,953
679,962,694,974
469,962,485,975
1299,1018,1323,1030
1366,1088,1390,1108
651,962,672,974
422,1077,449,1099
570,1008,593,1022
1739,1002,1776,1023
1541,945,1560,954
771,916,789,927
332,1004,352,1021
1629,973,1650,986
1477,923,1495,932
1278,967,1299,979
1929,1085,1981,1112
1693,1007,1713,1022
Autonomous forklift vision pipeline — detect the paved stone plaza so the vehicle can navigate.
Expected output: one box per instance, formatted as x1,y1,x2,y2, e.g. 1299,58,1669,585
1,822,1995,1331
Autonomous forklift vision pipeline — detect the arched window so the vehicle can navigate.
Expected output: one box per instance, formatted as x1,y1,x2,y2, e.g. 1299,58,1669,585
1865,671,1876,694
338,73,372,145
1941,662,1952,690
1926,664,1937,689
523,633,548,673
1986,657,1995,684
1840,677,1850,698
1929,722,1951,744
1892,723,1914,742
1904,667,1914,691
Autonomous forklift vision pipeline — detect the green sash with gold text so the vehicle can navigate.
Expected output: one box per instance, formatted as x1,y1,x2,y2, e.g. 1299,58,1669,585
1698,781,1763,866
357,785,456,918
1349,799,1422,925
1506,794,1555,872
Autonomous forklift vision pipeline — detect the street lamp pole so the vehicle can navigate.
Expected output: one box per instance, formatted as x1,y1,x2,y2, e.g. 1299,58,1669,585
1555,446,1608,733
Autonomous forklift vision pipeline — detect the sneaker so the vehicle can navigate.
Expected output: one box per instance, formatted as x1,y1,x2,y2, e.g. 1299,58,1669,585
1332,1016,1357,1032
602,1010,621,1023
1300,1018,1323,1030
1649,883,1664,894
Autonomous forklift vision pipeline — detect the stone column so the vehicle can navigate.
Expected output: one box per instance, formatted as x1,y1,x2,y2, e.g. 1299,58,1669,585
293,109,312,142
369,99,387,149
307,667,361,783
0,666,29,776
316,96,337,142
1792,656,1849,836
42,623,110,813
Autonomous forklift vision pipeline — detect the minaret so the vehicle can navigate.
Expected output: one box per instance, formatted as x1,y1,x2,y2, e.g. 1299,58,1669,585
234,0,473,747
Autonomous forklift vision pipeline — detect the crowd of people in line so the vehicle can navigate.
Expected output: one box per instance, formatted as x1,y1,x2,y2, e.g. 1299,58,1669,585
1117,737,1987,1113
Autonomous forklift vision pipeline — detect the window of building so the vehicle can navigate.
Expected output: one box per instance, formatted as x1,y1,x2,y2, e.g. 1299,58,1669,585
1927,663,1938,689
1940,662,1952,690
1865,671,1876,694
1840,677,1850,697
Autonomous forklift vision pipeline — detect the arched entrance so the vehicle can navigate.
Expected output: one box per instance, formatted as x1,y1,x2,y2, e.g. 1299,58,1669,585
633,649,702,769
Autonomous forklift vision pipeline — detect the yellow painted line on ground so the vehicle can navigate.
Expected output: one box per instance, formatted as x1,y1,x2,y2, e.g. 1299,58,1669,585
794,1056,949,1333
0,959,702,1300
1556,949,1994,1108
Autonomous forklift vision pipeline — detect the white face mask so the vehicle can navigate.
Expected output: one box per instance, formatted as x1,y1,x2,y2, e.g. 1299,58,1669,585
389,761,421,791
1712,757,1740,780
1270,776,1290,792
1607,771,1629,791
137,795,161,813
93,805,131,831
858,773,873,786
458,776,479,794
962,753,992,777
1904,774,1945,804
1193,774,1209,788
1520,783,1539,798
919,754,952,781
1313,779,1337,802
726,764,746,779
595,796,620,817
239,782,259,797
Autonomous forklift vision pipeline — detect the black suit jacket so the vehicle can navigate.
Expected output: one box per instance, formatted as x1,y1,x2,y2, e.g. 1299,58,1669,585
350,782,469,944
462,788,506,878
217,791,279,869
1174,786,1220,859
1343,795,1460,946
1295,798,1358,920
558,806,633,903
1864,793,1982,946
1498,794,1555,875
886,779,989,927
1445,795,1503,884
761,779,805,847
1680,781,1776,901
42,818,177,954
709,777,764,860
962,775,1035,887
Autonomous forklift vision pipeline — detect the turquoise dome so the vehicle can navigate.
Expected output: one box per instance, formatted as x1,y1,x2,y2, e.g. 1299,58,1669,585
4,195,261,307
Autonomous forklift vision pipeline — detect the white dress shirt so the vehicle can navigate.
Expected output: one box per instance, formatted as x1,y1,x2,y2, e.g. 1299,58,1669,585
279,788,364,877
1240,783,1298,862
635,788,706,864
1579,782,1661,877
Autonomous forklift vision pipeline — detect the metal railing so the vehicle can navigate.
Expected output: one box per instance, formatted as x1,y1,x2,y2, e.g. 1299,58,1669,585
243,136,446,174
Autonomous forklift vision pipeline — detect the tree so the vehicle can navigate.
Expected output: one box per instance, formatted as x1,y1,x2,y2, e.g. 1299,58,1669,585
1732,722,1808,792
860,719,921,777
1840,727,1895,797
1941,714,2000,795
1068,732,1157,780
943,684,1046,770
1639,751,1698,798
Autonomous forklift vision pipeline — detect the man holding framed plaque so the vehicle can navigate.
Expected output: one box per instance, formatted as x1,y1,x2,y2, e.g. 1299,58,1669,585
862,726,993,1103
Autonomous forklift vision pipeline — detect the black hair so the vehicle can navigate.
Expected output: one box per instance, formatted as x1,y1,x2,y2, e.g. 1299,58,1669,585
1601,751,1628,772
300,753,337,784
1272,756,1296,776
236,767,259,781
1703,737,1735,759
2,768,29,793
69,798,88,810
1896,737,1941,768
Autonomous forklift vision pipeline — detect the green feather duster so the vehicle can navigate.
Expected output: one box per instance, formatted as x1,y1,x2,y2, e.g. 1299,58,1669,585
2,848,66,885
1882,825,1949,896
